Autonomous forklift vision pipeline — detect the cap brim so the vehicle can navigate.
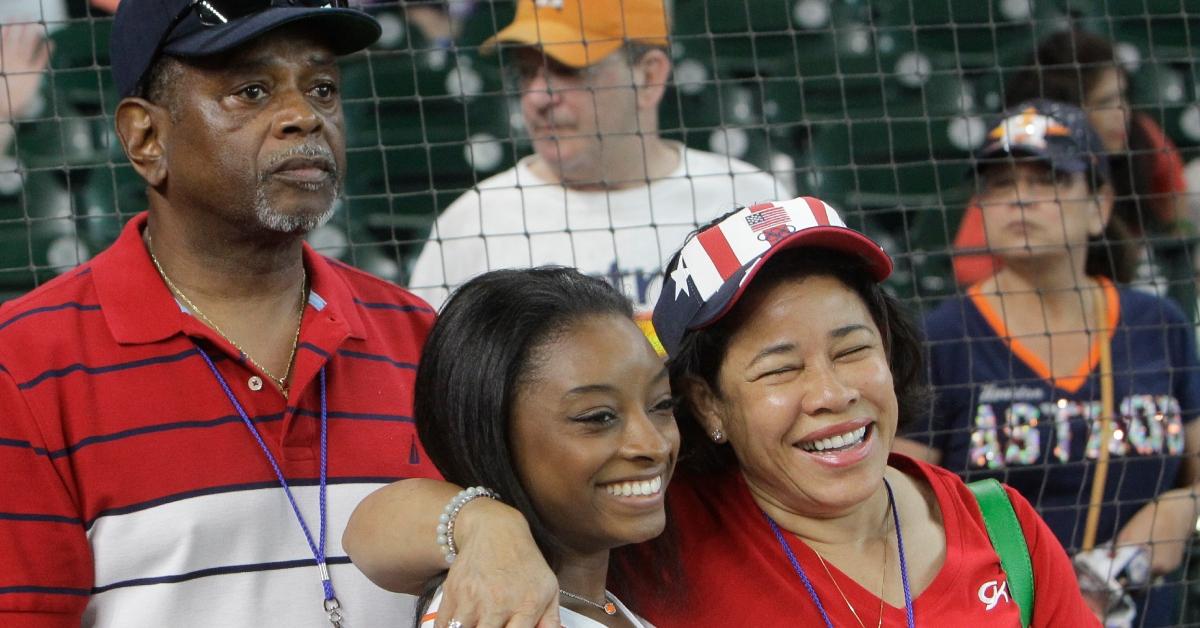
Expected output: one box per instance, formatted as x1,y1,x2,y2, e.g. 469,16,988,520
164,7,381,58
970,144,1089,179
481,20,623,67
692,226,894,330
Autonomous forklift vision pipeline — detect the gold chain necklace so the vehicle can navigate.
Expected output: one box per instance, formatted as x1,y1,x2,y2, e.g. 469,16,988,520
145,232,306,393
812,501,891,628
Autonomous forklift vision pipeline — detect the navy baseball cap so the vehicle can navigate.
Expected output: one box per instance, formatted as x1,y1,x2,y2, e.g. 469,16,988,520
112,0,382,98
973,98,1110,184
651,196,893,359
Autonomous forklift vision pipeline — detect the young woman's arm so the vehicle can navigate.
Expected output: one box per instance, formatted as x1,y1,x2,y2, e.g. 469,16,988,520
344,478,561,628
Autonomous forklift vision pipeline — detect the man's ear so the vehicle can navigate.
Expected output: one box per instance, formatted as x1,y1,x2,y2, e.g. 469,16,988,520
633,48,671,111
682,375,727,441
115,97,170,188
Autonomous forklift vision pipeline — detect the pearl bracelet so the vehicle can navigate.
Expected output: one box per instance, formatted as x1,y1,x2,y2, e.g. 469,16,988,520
437,486,500,565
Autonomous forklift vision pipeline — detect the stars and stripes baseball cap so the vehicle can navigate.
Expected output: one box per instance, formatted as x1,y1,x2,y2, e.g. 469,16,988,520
652,196,893,358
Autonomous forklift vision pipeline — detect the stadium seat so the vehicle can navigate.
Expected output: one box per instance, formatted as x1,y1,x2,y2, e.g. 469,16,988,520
889,200,965,306
340,180,455,278
13,107,106,170
873,0,1070,70
342,49,508,155
48,18,111,71
47,66,118,116
308,204,408,284
344,47,504,103
366,1,517,53
672,0,883,80
794,103,972,308
800,119,968,208
1072,3,1200,64
785,69,981,191
453,0,518,49
1127,62,1194,143
0,171,92,295
73,164,143,243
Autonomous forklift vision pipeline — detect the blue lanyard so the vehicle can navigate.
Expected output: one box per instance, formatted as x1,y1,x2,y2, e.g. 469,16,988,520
195,348,343,627
764,478,915,628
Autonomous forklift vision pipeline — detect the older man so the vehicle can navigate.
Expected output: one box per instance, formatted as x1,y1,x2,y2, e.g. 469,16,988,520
408,0,788,328
0,2,439,626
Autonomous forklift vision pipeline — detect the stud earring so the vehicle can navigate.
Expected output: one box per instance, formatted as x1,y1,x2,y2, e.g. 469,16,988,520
711,428,725,443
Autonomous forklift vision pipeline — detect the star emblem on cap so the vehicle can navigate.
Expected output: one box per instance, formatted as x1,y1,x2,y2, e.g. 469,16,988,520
671,259,693,300
988,107,1071,151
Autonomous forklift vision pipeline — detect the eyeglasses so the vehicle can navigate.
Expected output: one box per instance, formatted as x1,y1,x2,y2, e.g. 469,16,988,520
502,51,624,91
187,1,349,27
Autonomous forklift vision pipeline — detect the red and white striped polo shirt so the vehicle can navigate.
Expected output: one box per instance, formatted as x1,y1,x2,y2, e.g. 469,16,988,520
0,212,441,627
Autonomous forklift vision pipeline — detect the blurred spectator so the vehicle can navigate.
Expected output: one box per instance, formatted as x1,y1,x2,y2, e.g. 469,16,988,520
361,1,477,48
0,0,67,22
407,0,787,343
0,23,51,156
1005,31,1189,235
953,29,1194,318
89,0,119,14
899,99,1200,628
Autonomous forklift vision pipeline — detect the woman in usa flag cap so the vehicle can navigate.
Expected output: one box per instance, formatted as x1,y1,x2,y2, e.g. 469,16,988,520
625,195,1094,626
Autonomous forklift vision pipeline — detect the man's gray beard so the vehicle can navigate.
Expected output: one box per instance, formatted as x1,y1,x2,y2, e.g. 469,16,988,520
253,184,337,234
254,143,341,234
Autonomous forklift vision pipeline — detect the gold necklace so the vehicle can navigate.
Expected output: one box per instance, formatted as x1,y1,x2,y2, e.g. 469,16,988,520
812,502,891,628
145,232,306,393
558,589,618,616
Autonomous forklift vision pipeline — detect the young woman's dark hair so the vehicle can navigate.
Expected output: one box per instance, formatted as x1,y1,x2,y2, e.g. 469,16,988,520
1002,29,1151,282
411,266,633,618
667,247,930,475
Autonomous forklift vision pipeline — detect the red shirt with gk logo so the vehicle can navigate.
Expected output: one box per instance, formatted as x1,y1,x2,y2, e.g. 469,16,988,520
632,455,1098,627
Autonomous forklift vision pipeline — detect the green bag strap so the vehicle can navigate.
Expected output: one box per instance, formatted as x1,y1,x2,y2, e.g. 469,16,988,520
967,478,1034,628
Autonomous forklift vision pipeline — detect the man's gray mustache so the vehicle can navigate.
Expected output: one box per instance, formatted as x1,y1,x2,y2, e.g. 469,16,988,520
261,144,340,184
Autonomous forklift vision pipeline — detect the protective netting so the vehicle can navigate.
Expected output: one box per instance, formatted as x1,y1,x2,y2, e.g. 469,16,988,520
1,0,1198,622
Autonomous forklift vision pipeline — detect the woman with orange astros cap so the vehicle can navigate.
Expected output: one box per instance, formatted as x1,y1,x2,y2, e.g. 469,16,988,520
345,196,1097,628
895,100,1200,626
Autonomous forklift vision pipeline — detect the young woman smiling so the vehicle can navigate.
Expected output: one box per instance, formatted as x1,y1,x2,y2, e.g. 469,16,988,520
344,267,677,628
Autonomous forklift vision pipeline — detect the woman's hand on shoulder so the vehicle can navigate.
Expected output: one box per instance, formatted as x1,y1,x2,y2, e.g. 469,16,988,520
434,497,561,628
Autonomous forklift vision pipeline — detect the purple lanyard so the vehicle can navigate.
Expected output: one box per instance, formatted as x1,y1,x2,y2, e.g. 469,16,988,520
764,478,915,628
195,348,343,627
